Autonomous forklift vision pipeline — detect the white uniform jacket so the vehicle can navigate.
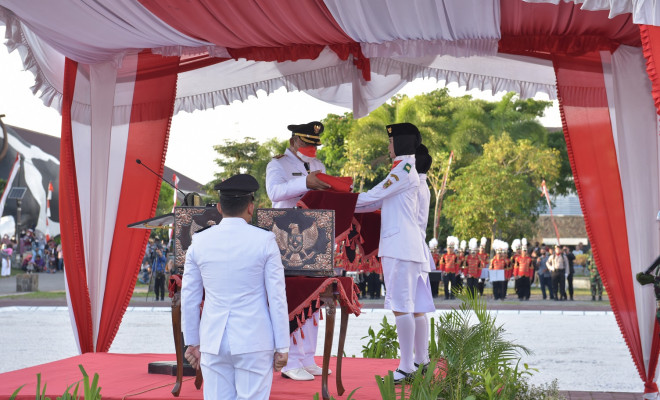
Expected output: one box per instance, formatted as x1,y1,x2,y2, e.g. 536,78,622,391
266,148,326,208
417,173,433,273
182,218,290,355
355,155,426,263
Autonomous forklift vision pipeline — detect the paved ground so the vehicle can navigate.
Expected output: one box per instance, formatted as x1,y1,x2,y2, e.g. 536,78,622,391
0,271,641,399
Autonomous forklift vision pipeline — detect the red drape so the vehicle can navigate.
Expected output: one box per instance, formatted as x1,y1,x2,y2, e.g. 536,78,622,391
640,24,660,115
60,58,94,353
138,0,370,80
499,0,640,56
553,52,651,389
95,52,180,352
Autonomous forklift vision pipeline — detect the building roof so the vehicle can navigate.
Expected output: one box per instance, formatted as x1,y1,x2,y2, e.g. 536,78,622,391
6,124,205,194
539,194,583,216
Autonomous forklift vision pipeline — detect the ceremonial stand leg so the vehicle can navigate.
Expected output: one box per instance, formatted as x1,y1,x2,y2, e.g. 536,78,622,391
171,293,183,396
335,304,348,396
320,285,336,400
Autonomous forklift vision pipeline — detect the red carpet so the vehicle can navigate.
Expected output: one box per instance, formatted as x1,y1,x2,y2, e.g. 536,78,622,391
0,353,398,399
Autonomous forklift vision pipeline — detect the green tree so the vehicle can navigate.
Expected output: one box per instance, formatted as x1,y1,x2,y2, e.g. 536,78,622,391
206,136,287,208
444,133,560,244
317,112,355,176
150,181,175,242
547,129,576,195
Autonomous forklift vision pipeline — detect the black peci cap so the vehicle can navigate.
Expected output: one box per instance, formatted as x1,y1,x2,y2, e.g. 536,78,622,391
214,174,259,197
288,121,324,145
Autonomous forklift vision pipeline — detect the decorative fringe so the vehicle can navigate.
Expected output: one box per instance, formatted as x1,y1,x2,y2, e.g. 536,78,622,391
300,327,305,339
313,314,318,326
293,335,297,345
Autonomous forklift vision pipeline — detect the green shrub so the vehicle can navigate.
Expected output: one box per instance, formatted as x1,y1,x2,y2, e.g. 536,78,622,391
361,315,400,359
9,365,101,400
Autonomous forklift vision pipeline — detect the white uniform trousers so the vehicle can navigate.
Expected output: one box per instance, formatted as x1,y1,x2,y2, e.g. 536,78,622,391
382,257,435,313
201,327,274,400
282,310,319,371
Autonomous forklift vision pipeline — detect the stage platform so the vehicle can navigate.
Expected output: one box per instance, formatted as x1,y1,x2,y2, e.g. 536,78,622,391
0,353,399,400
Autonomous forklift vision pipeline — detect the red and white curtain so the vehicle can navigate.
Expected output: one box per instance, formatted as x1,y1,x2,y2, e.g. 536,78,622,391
1,0,659,394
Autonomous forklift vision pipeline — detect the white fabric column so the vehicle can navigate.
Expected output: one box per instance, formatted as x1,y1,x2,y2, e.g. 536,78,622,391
70,58,136,349
603,46,660,380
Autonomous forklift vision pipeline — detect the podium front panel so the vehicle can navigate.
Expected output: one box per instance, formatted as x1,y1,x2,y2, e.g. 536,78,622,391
174,206,223,272
256,208,335,277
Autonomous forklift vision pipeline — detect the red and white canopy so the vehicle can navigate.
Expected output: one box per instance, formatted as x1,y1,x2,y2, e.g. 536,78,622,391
1,0,659,395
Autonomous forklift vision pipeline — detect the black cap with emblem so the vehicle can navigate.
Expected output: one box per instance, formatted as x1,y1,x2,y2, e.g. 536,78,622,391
288,121,324,145
386,122,421,156
213,174,259,198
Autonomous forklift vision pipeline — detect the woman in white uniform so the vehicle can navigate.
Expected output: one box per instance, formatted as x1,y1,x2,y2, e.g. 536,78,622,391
355,123,435,383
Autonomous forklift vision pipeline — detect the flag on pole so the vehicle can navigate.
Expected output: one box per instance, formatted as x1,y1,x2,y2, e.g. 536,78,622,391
0,154,21,226
168,174,180,244
46,181,53,241
541,180,561,245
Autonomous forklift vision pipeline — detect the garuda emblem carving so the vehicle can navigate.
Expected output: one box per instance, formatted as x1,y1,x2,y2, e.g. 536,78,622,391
273,222,318,267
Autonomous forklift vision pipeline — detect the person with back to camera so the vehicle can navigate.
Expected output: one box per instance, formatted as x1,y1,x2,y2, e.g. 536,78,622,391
182,174,289,400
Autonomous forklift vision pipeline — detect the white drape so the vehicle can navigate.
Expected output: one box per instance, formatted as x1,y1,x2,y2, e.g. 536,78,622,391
323,0,500,57
603,45,660,382
523,0,660,25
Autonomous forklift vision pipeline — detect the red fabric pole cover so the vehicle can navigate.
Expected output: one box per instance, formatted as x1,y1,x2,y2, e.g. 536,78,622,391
553,52,647,385
640,25,660,115
95,52,180,352
60,58,94,353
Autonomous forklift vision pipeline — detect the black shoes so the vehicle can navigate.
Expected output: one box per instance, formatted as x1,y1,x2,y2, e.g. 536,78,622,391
414,362,430,375
381,368,415,385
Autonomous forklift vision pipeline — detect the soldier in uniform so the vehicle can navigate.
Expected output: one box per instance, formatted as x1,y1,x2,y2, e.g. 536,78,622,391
463,238,482,296
587,250,603,301
477,237,488,296
490,241,508,300
507,239,520,299
454,240,466,294
266,121,331,381
439,237,459,300
182,174,289,400
513,240,534,301
355,122,434,383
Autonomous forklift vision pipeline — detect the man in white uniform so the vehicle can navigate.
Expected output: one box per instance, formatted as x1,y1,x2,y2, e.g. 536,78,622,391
265,121,331,381
182,174,289,400
355,123,435,383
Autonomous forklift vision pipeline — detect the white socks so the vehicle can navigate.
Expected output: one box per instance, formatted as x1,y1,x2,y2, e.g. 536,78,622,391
414,315,429,365
395,313,415,374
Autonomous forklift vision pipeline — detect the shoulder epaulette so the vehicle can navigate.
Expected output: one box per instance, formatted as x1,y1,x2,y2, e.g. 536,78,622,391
273,154,285,159
193,225,213,235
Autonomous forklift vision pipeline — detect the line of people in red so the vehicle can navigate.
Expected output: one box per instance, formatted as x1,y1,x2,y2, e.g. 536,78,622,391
432,237,535,301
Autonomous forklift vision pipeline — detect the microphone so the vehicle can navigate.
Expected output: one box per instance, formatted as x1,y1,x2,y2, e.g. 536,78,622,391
136,159,187,199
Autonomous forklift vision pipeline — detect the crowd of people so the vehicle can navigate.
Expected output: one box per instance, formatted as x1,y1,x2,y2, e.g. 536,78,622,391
428,239,602,301
138,237,175,301
0,229,63,276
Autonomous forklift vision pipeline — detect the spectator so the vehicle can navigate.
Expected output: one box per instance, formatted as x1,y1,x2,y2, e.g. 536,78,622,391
574,242,585,256
57,243,63,271
537,248,553,300
152,249,167,301
547,245,568,301
564,246,576,300
32,254,45,273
